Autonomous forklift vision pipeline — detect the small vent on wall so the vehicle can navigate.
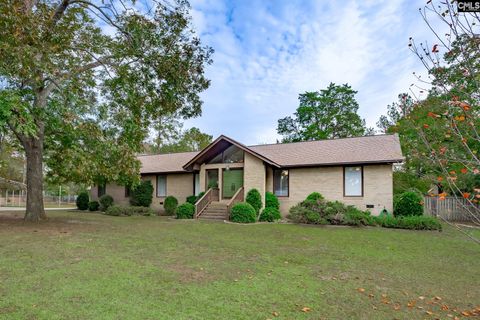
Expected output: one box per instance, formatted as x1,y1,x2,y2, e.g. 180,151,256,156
366,204,374,209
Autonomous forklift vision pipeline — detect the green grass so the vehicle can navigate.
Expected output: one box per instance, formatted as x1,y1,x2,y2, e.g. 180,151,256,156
0,211,478,319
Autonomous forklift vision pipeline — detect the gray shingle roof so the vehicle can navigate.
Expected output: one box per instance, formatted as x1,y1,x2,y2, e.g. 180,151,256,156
138,134,403,174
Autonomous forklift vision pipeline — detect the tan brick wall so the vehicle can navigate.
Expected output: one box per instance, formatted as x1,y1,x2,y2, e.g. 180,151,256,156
90,184,129,205
243,153,266,209
274,164,393,217
142,173,194,212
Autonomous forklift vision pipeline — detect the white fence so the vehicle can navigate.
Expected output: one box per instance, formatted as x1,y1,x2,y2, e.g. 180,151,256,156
424,196,479,222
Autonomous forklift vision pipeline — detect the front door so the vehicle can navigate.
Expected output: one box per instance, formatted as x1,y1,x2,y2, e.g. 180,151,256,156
222,169,243,198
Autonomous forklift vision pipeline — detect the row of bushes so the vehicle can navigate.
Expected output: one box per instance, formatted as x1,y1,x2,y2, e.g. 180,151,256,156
77,192,114,212
230,189,282,223
105,205,155,216
287,192,441,230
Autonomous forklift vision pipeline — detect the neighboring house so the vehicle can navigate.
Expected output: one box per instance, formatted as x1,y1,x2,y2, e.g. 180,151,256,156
90,134,403,218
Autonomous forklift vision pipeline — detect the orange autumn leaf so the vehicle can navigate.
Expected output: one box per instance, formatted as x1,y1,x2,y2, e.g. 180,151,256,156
461,168,468,174
460,102,470,111
407,300,417,308
441,305,449,311
437,176,444,182
440,147,447,154
301,307,311,312
357,288,365,293
427,111,438,118
454,115,465,121
462,311,471,316
463,193,471,199
423,124,430,129
449,170,456,175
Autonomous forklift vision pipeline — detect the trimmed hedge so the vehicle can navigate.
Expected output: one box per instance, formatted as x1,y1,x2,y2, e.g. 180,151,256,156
76,192,89,210
88,201,99,211
176,203,195,219
306,192,324,202
130,180,153,207
163,196,178,215
230,202,256,223
99,194,114,211
259,207,281,222
374,215,442,230
265,192,280,210
246,188,262,214
394,191,423,217
105,205,155,216
186,195,197,205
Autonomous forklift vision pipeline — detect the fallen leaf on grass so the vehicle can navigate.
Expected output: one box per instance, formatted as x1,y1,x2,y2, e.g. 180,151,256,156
441,305,449,311
433,296,442,301
301,307,311,312
393,304,401,310
407,300,417,308
272,311,279,317
461,311,470,316
419,296,425,300
357,288,365,293
426,310,434,315
368,293,374,298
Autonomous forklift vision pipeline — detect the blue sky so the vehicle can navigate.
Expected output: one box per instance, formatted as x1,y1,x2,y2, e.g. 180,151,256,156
179,0,435,145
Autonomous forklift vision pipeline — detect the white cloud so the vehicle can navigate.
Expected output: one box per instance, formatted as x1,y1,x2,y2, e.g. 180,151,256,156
184,0,432,144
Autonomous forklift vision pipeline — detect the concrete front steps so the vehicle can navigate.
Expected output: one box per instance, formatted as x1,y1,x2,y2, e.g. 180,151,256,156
199,202,228,221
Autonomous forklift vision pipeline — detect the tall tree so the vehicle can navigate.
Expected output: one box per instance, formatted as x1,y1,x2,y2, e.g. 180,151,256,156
407,1,480,227
147,126,212,153
0,0,213,221
376,93,414,133
277,83,372,142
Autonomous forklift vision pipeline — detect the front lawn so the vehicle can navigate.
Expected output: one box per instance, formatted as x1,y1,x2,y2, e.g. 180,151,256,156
0,211,478,319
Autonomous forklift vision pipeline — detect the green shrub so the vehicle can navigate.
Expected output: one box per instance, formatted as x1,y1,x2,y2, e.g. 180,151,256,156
207,181,218,188
197,191,205,199
344,207,375,226
163,196,178,215
186,195,197,205
305,211,328,224
245,188,262,214
265,192,280,209
176,203,195,219
374,215,441,231
259,207,281,222
105,205,122,216
379,208,392,217
394,191,423,217
306,192,324,202
130,180,153,207
230,202,256,223
88,201,99,211
76,191,89,210
99,194,114,211
105,205,155,216
287,205,315,224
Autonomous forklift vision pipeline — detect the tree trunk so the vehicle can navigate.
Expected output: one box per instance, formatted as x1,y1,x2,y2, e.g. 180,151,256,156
24,135,47,221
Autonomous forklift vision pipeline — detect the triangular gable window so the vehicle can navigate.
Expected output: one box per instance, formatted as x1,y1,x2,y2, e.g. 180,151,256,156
207,145,244,164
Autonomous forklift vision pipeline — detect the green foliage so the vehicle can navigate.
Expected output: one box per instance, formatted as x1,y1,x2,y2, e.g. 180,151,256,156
245,189,262,214
76,192,89,210
130,180,153,207
306,192,324,202
88,201,99,212
230,202,256,223
0,0,213,220
197,191,205,199
207,181,218,188
99,194,114,211
394,191,424,217
265,192,280,210
379,208,392,217
105,205,154,217
151,127,213,153
259,207,281,222
374,215,442,231
186,195,198,205
277,83,373,142
393,171,431,196
163,196,178,216
176,203,195,219
344,207,375,226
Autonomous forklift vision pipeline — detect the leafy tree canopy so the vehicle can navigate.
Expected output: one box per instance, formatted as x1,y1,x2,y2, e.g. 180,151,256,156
0,0,213,220
147,126,212,153
277,83,373,142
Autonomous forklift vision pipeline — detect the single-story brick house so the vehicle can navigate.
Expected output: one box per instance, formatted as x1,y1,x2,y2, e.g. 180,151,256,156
90,134,403,219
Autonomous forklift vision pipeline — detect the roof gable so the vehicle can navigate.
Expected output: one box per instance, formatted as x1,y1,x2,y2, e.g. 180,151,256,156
182,135,280,170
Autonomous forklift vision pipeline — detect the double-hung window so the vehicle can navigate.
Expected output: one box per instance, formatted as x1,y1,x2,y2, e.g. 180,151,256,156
273,169,289,197
344,166,363,197
156,175,167,197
